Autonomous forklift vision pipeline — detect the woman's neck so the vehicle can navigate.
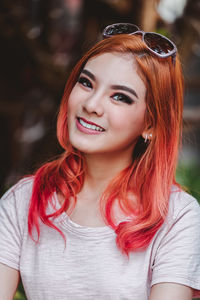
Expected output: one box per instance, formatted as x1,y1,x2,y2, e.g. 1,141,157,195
83,151,132,191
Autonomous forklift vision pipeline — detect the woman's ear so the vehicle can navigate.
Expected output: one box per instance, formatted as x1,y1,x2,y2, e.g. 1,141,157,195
142,130,153,143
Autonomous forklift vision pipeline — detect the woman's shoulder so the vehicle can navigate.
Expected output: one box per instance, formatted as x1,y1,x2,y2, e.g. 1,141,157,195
1,176,34,199
170,185,200,209
151,187,200,296
0,177,34,270
0,177,34,215
167,186,200,225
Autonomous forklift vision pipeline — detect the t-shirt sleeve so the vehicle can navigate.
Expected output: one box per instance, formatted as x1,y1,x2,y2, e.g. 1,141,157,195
151,193,200,298
0,187,23,270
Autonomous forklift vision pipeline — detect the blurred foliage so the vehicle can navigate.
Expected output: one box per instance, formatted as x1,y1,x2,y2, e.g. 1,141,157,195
14,291,26,300
14,281,26,300
156,27,172,38
176,163,200,202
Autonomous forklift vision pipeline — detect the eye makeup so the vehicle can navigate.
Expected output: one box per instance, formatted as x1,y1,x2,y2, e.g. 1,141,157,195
112,93,133,104
78,76,93,88
111,84,138,99
79,68,139,103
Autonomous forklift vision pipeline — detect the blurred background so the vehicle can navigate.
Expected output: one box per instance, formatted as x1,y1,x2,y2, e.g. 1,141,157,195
0,0,199,298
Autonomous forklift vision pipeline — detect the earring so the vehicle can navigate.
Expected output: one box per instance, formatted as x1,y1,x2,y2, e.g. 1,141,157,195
144,133,152,143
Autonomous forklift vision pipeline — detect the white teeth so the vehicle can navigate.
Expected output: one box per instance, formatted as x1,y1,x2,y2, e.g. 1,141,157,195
79,118,104,132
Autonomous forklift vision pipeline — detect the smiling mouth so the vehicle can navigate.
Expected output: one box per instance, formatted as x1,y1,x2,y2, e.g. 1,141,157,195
77,117,105,132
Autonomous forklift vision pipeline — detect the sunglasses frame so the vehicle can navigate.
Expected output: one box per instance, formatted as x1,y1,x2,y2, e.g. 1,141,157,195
102,23,177,65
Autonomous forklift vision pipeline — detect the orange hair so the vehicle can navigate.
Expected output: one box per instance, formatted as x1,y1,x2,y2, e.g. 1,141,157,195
28,35,183,255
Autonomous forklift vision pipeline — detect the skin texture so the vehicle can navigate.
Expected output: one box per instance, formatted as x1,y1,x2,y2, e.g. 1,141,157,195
149,283,193,300
0,263,19,300
67,52,147,161
66,52,147,227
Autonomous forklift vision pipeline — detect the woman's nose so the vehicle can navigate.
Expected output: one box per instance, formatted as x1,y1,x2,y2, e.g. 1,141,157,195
82,93,104,116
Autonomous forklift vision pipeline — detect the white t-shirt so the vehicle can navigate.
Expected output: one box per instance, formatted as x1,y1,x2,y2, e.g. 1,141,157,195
0,178,200,299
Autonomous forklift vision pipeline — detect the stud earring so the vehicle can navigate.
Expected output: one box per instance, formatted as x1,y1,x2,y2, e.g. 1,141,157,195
144,133,152,143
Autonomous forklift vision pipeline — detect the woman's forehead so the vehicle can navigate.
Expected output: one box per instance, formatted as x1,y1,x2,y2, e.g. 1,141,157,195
84,52,140,81
86,51,136,67
83,52,146,100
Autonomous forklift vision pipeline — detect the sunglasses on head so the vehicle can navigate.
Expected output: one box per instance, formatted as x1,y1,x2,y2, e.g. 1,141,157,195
102,23,177,65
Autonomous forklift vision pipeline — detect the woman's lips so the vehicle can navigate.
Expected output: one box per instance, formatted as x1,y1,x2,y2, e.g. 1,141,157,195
76,117,105,135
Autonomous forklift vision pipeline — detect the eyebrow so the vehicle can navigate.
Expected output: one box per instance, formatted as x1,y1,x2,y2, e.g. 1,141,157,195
81,69,138,99
111,85,138,99
81,69,96,81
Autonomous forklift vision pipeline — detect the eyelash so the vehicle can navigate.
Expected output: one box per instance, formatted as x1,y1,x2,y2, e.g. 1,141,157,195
78,76,134,105
78,76,93,89
112,93,133,105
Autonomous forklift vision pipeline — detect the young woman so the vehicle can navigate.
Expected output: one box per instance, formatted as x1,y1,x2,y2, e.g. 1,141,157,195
0,23,200,300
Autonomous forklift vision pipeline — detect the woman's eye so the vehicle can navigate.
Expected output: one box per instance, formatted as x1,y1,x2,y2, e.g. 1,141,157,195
78,76,93,89
112,93,133,104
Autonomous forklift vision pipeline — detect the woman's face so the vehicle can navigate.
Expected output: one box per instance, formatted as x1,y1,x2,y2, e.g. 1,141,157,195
67,52,146,159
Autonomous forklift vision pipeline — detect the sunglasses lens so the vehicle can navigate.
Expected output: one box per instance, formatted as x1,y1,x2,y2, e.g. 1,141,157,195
104,23,138,36
144,33,174,55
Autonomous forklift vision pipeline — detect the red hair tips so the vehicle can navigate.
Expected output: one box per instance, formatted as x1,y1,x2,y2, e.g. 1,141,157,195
28,35,183,254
